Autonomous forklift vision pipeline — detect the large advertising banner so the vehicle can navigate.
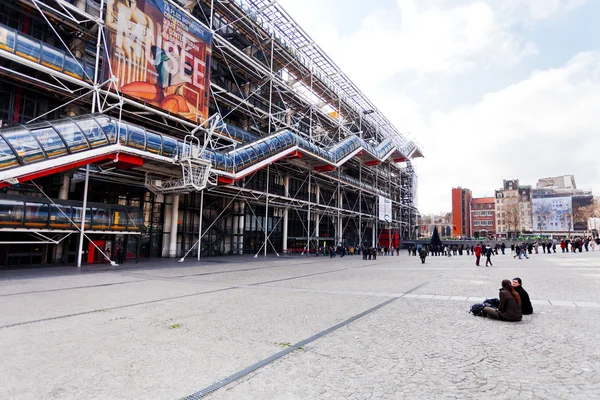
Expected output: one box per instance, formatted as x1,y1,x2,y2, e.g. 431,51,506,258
532,196,572,232
105,0,212,122
378,196,392,222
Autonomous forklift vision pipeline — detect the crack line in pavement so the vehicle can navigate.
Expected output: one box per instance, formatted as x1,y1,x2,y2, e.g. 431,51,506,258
181,280,432,400
249,268,348,286
0,279,148,298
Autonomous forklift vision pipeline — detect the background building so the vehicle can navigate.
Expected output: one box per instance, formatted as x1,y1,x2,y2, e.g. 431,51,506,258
418,212,452,238
451,188,472,238
532,175,592,235
0,0,422,267
471,197,496,239
495,179,532,238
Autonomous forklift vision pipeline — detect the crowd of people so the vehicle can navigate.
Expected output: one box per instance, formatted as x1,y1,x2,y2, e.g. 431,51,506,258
407,236,599,266
324,245,401,259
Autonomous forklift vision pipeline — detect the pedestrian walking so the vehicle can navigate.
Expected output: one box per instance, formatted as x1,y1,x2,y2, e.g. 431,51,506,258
474,243,482,266
485,245,494,267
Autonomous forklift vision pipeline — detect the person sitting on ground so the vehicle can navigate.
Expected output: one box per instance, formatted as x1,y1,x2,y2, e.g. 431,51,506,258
483,279,522,322
512,277,533,315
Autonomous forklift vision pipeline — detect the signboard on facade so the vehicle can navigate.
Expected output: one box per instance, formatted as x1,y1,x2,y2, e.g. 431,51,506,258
104,0,212,122
378,195,392,222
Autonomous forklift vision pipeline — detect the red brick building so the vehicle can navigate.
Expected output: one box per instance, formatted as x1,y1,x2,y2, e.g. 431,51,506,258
471,197,496,239
451,187,472,238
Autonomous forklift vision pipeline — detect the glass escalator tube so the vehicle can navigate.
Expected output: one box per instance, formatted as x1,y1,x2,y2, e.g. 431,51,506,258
2,127,46,165
72,206,91,229
40,43,64,71
110,208,127,231
91,207,110,230
52,119,90,153
89,115,118,144
64,55,84,80
28,124,69,159
0,24,16,52
126,124,147,151
264,135,281,157
0,135,20,170
15,32,40,63
24,202,49,229
72,117,109,148
162,136,178,158
127,208,142,231
117,121,128,145
0,198,24,227
145,131,163,155
232,151,246,171
49,204,71,229
254,141,269,163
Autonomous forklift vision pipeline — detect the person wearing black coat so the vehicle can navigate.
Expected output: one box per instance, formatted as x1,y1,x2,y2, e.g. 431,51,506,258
512,277,533,315
483,280,522,321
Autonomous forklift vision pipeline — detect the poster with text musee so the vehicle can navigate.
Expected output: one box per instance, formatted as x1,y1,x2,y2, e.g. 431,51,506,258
105,0,212,122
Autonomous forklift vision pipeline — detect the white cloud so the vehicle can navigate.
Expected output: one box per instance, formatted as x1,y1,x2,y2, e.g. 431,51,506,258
276,0,596,215
496,0,589,22
415,51,600,213
282,0,538,87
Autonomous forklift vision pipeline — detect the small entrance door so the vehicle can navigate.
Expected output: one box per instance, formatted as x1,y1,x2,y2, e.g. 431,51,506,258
87,240,107,264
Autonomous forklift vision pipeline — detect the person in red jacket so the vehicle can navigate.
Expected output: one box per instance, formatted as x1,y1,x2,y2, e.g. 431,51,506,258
474,243,482,266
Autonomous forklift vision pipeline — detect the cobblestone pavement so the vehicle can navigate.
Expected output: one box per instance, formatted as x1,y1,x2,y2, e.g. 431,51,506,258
0,250,599,399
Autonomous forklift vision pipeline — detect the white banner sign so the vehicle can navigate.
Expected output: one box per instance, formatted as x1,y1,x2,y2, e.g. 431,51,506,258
378,195,392,222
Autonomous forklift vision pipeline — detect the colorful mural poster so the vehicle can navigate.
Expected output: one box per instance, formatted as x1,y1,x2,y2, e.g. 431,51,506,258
105,0,212,122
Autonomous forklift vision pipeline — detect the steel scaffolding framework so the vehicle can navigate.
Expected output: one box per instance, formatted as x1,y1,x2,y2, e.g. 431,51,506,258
0,0,422,264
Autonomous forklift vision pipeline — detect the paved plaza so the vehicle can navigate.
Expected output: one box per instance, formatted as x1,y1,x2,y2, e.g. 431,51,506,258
1,249,599,399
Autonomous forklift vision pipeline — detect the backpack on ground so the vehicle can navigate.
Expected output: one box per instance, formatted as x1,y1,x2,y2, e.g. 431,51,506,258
483,298,500,308
470,303,486,316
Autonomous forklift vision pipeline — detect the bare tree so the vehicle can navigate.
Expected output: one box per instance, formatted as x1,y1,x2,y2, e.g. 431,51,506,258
505,200,520,238
573,197,600,233
562,212,573,238
533,201,553,233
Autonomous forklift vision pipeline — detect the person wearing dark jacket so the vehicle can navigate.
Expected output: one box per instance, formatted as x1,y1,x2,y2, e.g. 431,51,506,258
512,277,533,315
419,247,427,264
483,280,522,321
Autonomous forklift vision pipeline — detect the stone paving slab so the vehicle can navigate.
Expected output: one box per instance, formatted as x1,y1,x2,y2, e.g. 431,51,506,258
209,299,600,400
0,250,598,399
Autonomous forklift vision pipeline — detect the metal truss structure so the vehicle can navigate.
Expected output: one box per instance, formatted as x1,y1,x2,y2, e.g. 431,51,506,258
0,0,422,266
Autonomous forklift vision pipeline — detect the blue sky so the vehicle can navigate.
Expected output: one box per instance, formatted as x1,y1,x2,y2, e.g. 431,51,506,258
279,0,600,214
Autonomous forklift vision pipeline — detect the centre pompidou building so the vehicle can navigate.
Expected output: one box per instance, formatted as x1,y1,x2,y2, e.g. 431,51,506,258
0,0,422,267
